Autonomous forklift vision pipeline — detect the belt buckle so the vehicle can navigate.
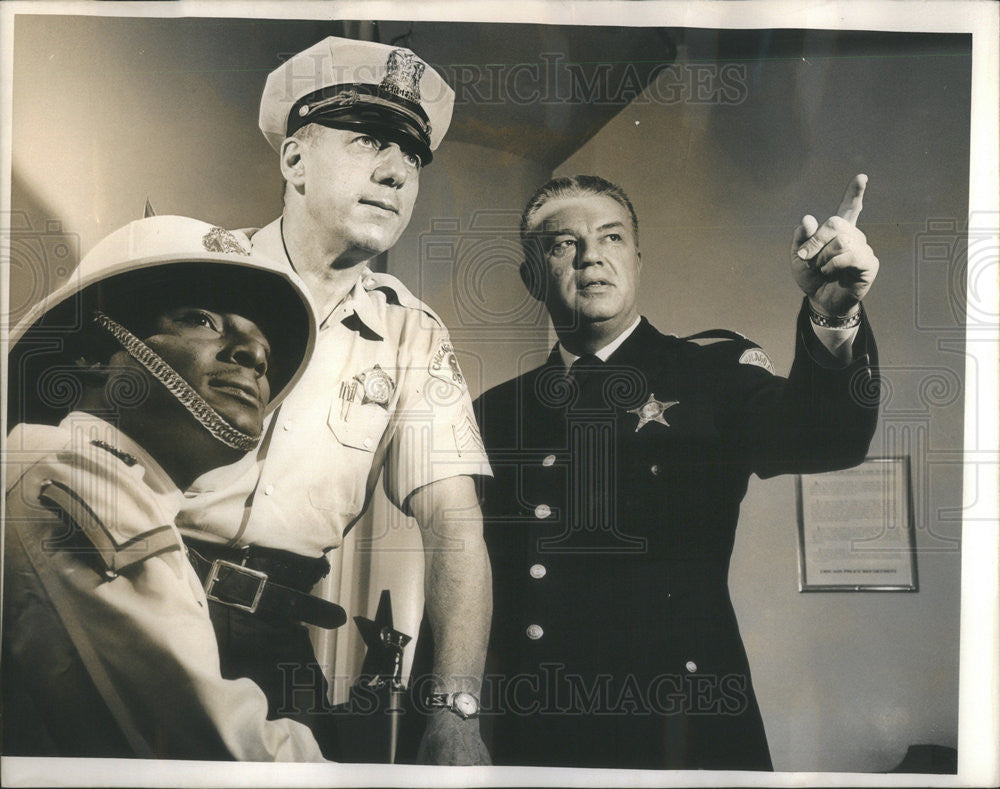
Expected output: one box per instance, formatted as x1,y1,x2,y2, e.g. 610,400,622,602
204,559,267,613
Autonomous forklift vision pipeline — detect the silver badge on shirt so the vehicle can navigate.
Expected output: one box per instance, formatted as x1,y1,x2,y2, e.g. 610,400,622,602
354,365,396,408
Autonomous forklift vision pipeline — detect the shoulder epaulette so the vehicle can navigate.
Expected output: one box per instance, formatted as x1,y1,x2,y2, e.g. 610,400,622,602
679,329,775,373
680,329,753,345
37,479,181,579
362,270,446,326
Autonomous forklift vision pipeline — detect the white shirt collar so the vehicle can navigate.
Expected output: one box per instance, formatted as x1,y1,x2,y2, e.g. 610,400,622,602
557,316,642,370
251,218,384,336
58,411,180,498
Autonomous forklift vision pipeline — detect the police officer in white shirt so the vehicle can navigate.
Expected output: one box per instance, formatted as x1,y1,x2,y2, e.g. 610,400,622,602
177,37,492,764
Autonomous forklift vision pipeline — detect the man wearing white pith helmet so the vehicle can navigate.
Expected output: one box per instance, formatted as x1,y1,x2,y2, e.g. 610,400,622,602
176,37,493,764
2,216,333,760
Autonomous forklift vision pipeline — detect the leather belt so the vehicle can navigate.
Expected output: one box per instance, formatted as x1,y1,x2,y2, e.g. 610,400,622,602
184,538,347,630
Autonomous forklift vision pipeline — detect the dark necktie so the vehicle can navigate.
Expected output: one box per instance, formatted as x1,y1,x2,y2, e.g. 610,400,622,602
569,353,606,410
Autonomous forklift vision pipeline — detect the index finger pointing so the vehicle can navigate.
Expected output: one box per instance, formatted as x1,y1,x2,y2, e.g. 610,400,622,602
836,173,868,226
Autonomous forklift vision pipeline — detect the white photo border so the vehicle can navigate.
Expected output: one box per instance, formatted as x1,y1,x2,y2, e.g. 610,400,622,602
1,2,996,787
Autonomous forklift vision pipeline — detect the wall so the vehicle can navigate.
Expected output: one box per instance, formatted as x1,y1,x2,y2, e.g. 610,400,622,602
7,14,287,325
555,38,969,772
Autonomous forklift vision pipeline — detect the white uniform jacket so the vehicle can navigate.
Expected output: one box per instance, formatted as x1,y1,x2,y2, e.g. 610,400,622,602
2,412,326,761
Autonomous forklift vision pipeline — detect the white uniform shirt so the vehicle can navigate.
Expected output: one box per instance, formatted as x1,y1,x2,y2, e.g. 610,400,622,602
177,219,492,556
2,412,326,761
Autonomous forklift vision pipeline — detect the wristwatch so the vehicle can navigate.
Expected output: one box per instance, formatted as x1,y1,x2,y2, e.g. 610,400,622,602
426,691,480,719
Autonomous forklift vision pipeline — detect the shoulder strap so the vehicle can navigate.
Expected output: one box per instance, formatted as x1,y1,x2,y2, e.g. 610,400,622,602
38,479,181,579
362,270,446,327
680,328,752,344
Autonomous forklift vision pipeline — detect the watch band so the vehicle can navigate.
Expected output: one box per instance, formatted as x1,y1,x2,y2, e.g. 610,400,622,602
426,691,480,719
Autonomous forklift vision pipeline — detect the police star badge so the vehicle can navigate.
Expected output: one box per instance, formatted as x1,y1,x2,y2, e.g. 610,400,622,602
627,393,679,432
355,365,395,408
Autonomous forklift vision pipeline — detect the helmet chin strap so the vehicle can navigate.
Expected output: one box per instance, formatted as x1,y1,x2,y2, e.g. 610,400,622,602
93,311,261,452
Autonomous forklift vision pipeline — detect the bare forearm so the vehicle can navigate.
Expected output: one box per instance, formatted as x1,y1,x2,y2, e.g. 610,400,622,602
424,530,491,692
410,475,492,694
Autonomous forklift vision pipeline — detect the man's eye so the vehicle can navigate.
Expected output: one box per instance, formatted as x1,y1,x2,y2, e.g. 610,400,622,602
605,233,623,243
178,310,219,331
356,135,380,150
549,239,576,256
402,151,422,169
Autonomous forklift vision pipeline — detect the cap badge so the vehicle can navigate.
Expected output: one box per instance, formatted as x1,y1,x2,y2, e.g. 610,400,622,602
355,364,395,408
380,48,424,103
627,393,679,432
202,227,250,255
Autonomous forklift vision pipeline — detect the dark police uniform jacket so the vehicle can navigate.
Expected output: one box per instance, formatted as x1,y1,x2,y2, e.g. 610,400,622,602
474,304,879,770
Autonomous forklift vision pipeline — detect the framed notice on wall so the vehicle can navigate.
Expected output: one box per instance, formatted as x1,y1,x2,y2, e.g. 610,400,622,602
797,457,918,591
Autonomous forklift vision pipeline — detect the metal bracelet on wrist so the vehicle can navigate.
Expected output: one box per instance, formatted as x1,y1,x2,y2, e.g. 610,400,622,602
808,303,862,329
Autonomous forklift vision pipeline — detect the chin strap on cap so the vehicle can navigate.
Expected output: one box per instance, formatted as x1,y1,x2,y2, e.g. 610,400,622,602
93,311,261,452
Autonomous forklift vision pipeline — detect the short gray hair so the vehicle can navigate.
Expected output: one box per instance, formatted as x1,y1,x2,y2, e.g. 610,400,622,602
520,175,639,259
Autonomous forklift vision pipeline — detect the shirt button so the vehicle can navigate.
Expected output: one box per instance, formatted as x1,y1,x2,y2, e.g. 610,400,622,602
542,454,556,467
364,277,377,289
529,563,546,579
263,484,274,496
363,437,373,449
283,421,293,432
685,660,698,673
650,464,661,476
534,504,551,519
526,624,544,640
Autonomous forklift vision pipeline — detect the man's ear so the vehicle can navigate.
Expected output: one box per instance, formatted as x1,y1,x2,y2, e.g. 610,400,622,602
520,259,545,303
279,137,306,185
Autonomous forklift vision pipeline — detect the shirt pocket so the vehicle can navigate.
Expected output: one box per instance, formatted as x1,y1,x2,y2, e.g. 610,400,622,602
327,378,393,452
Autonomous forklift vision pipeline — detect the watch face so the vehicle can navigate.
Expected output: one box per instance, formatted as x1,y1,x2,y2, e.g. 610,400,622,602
452,692,479,718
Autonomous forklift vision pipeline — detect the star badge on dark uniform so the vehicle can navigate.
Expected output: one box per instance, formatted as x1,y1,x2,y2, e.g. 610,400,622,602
627,393,679,432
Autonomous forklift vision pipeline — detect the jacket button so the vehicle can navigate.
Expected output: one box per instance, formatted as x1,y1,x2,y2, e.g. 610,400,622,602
534,504,552,519
685,660,698,673
526,624,544,640
529,563,546,579
542,454,556,467
650,464,661,476
263,484,274,496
